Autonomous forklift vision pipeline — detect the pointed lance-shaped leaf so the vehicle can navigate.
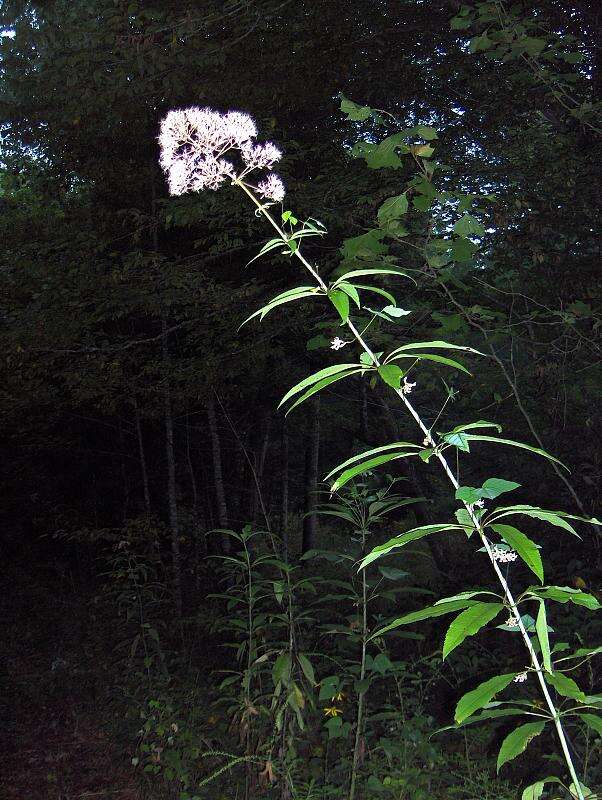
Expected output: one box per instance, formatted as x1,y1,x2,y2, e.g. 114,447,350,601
491,524,544,584
442,602,504,659
497,721,547,772
455,673,518,724
279,364,363,408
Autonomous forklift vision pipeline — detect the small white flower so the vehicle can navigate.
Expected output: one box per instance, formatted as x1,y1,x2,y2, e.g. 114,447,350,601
402,379,416,395
330,337,349,350
514,671,528,683
423,434,433,446
491,545,518,563
256,173,285,202
474,499,486,508
505,615,520,627
241,141,282,170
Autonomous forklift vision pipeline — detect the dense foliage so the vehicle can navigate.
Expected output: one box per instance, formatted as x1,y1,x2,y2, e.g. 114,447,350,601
0,1,600,798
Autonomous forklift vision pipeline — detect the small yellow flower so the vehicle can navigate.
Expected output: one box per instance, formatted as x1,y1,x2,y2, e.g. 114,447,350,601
323,706,343,718
331,691,346,702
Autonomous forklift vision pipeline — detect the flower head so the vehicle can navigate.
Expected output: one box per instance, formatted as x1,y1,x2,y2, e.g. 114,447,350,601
242,142,282,170
257,173,286,202
492,545,518,563
323,706,343,717
505,615,520,627
158,106,283,200
330,337,349,350
514,671,528,683
402,379,416,395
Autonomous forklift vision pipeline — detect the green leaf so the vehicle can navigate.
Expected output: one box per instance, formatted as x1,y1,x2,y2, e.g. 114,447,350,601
336,281,361,308
488,506,578,535
497,721,546,772
361,524,463,569
521,778,563,800
371,599,478,641
239,287,319,327
377,194,408,223
454,213,486,238
463,436,568,469
351,283,397,306
530,586,600,611
536,601,552,674
297,653,316,685
546,672,586,702
387,340,484,358
331,450,417,492
285,369,365,415
578,714,602,737
443,432,470,452
325,442,422,480
442,602,504,659
378,364,404,389
481,478,521,499
279,364,361,408
340,230,388,261
340,96,373,121
387,352,471,374
329,289,350,322
333,267,412,283
456,486,481,504
414,125,439,140
451,237,478,262
273,652,292,686
455,673,518,724
380,304,411,319
378,566,411,580
491,524,544,584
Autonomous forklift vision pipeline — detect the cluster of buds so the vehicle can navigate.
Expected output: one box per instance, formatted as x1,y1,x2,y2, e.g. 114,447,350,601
491,545,518,563
158,107,285,201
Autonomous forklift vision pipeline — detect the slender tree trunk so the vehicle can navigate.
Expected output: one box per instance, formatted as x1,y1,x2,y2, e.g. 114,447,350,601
162,315,183,617
207,393,230,551
118,416,130,522
302,397,320,555
253,415,271,523
134,396,151,515
186,417,205,589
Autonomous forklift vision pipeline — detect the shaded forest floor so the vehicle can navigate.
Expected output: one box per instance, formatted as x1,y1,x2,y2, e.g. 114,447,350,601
0,562,141,800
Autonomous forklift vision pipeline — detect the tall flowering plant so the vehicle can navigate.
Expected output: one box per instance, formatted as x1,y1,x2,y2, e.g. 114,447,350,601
158,104,600,799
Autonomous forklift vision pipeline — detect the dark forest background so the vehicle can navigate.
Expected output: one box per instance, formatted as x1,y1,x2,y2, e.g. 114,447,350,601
0,1,600,798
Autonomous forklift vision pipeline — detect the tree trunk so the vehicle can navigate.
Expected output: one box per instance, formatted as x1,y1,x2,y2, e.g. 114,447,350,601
302,397,320,555
207,393,230,551
134,396,151,515
162,315,183,617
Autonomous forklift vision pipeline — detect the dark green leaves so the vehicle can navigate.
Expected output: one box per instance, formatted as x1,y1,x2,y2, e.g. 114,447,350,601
455,673,518,724
442,602,504,659
491,524,544,583
279,364,365,414
497,721,547,772
378,364,404,389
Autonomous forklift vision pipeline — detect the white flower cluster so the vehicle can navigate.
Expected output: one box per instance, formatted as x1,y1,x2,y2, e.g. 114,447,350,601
158,106,285,201
514,671,528,683
505,615,520,627
401,378,416,395
330,337,349,351
491,545,518,563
